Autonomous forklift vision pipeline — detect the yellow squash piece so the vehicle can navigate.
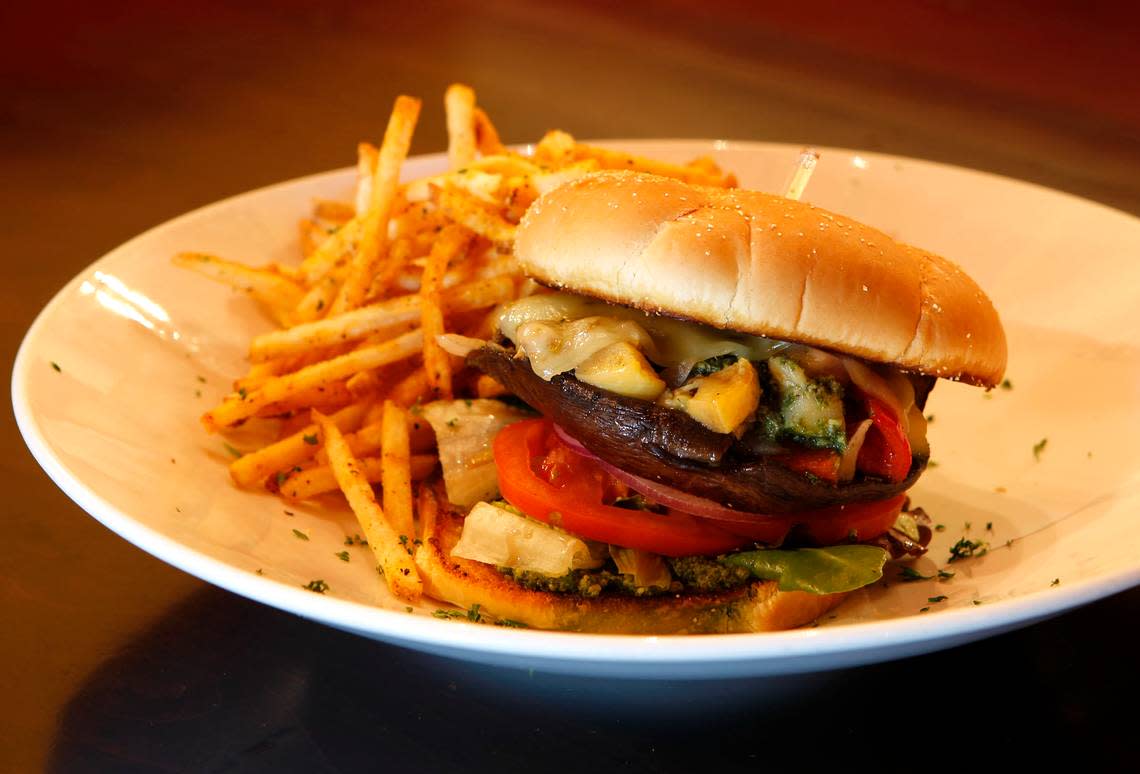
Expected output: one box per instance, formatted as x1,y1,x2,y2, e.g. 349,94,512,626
673,358,761,434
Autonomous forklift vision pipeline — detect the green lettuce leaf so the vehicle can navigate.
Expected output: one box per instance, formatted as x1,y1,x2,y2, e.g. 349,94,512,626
721,545,888,594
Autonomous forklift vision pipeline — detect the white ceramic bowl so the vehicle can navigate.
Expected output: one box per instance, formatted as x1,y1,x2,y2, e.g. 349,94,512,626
14,141,1140,678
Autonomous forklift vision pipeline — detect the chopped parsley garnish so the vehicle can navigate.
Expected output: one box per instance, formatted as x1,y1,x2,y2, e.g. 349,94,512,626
446,418,459,428
927,595,948,603
431,605,484,622
335,551,350,562
405,606,414,613
302,433,319,445
302,579,329,594
1000,378,1013,390
898,566,934,582
50,361,62,372
948,537,988,563
985,521,993,531
223,443,243,459
275,470,289,488
292,528,310,541
344,533,368,546
899,567,956,582
1051,578,1061,587
1033,438,1048,461
934,524,946,532
237,387,248,399
495,619,529,628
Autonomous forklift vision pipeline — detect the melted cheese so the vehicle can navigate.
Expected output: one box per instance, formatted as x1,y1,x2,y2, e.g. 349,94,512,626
498,292,793,376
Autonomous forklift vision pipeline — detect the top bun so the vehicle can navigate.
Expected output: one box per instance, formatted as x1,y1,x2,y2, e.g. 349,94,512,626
515,171,1007,387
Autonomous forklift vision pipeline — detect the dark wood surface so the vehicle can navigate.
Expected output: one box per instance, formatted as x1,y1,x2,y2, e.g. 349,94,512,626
4,2,1139,771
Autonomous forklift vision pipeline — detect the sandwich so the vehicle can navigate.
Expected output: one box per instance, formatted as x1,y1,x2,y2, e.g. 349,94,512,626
414,170,1007,633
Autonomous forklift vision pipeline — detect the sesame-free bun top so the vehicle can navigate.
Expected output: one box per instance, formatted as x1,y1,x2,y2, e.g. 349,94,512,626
515,171,1007,387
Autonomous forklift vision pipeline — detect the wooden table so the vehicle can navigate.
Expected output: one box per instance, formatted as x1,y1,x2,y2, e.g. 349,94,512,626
4,2,1138,770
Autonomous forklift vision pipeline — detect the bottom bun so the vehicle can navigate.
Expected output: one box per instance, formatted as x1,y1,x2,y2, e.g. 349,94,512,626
413,506,846,634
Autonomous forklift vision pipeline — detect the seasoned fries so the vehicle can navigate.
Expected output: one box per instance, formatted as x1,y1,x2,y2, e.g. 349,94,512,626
419,224,473,400
178,83,738,606
445,83,477,170
380,401,415,538
315,412,422,601
331,96,421,316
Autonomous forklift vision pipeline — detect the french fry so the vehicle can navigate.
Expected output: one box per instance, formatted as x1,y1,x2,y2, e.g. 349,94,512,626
416,482,439,542
380,401,415,538
420,224,474,399
279,453,437,501
354,142,378,214
313,411,423,601
254,379,357,418
294,275,342,323
316,411,435,464
445,83,477,170
386,366,432,409
473,107,505,156
467,154,542,177
202,329,423,430
296,217,361,285
228,401,370,488
235,360,285,393
570,142,736,187
436,185,516,247
313,199,356,224
249,275,513,363
533,129,577,166
172,252,303,326
474,373,509,398
331,95,421,316
345,368,387,399
362,234,413,303
299,218,329,259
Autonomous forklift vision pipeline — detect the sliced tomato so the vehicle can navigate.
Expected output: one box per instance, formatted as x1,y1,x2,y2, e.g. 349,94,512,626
856,397,912,483
494,420,767,555
782,449,841,483
796,494,907,544
493,419,906,556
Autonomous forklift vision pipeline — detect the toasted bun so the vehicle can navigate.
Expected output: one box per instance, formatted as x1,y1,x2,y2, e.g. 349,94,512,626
414,507,844,634
516,171,1007,387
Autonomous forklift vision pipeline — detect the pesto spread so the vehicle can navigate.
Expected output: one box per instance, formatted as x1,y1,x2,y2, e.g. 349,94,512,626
499,554,753,598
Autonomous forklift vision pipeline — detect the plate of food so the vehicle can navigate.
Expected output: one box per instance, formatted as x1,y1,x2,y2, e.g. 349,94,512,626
14,85,1140,678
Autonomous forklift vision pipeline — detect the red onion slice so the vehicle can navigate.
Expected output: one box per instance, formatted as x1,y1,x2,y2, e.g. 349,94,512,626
552,424,785,526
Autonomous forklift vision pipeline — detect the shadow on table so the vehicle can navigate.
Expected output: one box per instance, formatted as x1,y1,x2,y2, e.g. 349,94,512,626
49,585,1138,773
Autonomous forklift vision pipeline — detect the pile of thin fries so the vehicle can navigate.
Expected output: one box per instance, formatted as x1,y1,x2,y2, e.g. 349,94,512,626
178,84,737,603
